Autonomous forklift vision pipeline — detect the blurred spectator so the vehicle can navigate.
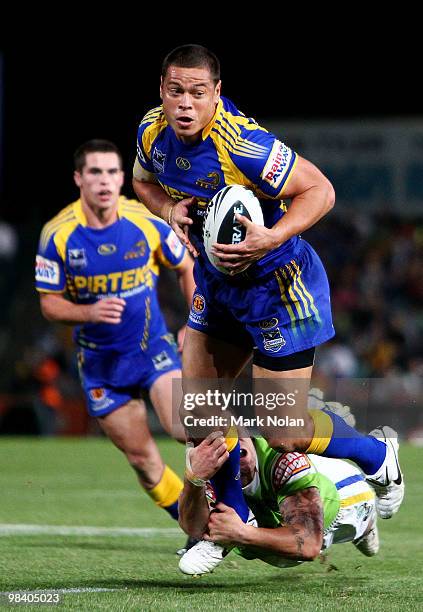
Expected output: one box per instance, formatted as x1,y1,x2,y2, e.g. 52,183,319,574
0,219,18,259
0,330,89,436
308,213,423,379
0,218,18,333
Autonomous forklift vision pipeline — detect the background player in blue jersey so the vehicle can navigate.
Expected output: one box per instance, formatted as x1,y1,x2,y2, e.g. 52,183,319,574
36,139,195,525
132,46,403,572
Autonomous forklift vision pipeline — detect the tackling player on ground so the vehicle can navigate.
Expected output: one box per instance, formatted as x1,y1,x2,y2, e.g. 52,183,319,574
36,139,194,529
132,45,404,573
178,431,379,575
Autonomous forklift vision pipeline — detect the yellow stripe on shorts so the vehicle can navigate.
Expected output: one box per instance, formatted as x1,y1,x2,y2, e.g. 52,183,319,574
340,490,375,507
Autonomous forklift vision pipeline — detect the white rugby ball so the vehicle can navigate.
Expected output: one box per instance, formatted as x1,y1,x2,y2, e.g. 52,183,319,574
203,185,264,274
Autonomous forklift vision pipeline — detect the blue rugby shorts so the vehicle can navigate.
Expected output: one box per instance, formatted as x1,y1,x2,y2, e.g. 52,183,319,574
187,239,335,359
77,333,181,417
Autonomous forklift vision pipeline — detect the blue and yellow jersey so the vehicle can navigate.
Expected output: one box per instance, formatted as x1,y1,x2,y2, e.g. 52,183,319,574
135,96,298,278
35,197,186,352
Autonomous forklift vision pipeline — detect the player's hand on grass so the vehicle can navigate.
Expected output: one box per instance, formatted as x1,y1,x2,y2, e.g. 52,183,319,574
88,297,126,324
188,432,229,481
211,213,280,274
170,197,199,257
204,502,246,546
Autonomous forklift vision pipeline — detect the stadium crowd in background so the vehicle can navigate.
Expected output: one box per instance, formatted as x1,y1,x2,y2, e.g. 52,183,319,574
0,213,421,437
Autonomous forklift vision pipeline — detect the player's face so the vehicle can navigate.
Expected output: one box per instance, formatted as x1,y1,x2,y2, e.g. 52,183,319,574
160,65,221,144
239,438,257,487
74,152,124,211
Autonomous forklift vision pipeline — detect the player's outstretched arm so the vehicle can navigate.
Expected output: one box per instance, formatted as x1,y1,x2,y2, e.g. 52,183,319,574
39,293,126,325
178,433,229,539
206,488,324,561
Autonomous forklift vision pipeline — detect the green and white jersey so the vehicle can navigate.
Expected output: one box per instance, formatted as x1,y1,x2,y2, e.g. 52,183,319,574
233,438,373,567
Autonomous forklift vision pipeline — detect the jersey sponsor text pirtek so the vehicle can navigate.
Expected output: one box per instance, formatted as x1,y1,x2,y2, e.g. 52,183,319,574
35,197,185,351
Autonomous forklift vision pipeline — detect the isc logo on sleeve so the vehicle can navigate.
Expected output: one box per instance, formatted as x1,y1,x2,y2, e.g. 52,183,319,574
35,255,60,285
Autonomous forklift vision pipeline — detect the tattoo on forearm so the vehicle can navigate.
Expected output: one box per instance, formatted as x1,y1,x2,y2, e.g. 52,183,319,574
295,535,305,555
280,487,324,556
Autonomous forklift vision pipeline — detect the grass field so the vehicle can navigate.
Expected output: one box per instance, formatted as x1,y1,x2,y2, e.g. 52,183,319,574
0,436,422,611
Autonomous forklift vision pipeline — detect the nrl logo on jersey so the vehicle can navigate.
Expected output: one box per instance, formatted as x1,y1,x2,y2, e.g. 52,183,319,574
152,350,173,371
152,147,166,173
68,248,87,269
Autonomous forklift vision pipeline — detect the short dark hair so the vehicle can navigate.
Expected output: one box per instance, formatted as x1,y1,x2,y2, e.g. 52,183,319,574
161,44,220,85
73,139,123,172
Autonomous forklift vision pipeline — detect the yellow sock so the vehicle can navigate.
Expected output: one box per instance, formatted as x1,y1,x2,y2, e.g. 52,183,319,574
148,465,183,509
225,426,238,452
306,409,334,455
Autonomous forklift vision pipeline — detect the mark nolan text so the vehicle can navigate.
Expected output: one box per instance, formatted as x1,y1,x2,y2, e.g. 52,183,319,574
184,415,305,428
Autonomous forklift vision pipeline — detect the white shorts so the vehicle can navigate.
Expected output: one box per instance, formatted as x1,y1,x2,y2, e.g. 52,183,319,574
309,455,377,549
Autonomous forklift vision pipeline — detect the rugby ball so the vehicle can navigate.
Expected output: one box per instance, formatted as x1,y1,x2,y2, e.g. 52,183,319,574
203,185,264,274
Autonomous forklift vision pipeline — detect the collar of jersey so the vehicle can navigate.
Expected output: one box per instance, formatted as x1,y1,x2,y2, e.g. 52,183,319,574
73,196,126,227
201,98,224,140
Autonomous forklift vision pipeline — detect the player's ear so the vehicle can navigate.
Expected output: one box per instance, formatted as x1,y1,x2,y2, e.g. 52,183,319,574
160,76,164,100
214,80,221,104
73,171,82,188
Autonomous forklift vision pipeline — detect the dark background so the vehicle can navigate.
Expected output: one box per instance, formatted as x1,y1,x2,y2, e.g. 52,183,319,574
0,36,422,437
1,35,419,223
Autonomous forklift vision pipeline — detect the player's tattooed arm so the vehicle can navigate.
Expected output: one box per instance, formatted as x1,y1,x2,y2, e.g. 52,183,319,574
278,487,324,559
207,487,324,561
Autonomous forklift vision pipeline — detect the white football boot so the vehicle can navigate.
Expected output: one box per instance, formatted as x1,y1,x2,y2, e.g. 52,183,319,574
178,540,227,575
353,525,380,557
176,536,200,557
178,510,257,575
366,426,405,519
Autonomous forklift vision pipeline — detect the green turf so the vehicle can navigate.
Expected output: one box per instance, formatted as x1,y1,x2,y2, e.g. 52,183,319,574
0,437,421,611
